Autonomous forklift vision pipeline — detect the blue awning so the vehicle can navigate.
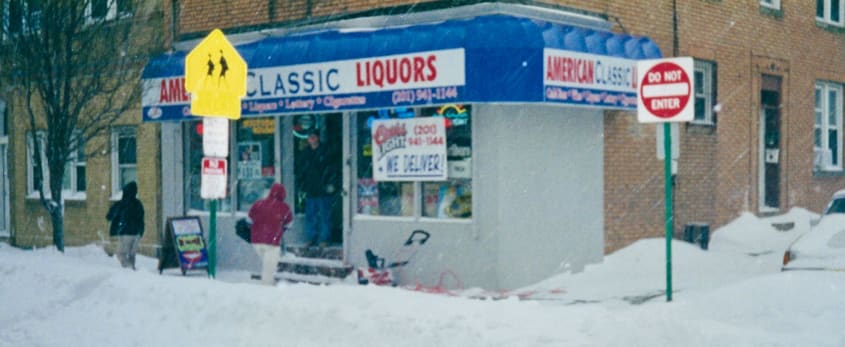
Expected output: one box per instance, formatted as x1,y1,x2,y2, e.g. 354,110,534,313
141,14,661,121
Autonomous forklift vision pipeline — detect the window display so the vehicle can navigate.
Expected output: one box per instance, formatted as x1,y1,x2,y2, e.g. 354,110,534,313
236,117,276,211
421,105,472,219
357,108,416,217
356,105,471,219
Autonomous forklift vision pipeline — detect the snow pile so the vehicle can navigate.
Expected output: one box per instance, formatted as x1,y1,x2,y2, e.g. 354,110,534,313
2,210,845,346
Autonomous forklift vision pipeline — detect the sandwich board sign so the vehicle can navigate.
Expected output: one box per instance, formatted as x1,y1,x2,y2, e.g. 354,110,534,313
157,216,209,275
637,57,694,123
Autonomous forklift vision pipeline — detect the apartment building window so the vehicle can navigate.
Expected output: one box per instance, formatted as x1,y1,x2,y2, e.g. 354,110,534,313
2,0,41,37
27,131,87,198
761,0,781,10
693,60,717,125
88,0,132,21
815,82,843,171
818,0,845,26
111,127,137,197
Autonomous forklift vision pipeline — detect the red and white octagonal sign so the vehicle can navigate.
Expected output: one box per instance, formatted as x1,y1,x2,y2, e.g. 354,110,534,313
637,57,694,123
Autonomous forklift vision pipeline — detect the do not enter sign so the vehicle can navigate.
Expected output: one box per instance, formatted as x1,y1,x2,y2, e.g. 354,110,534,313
637,57,694,123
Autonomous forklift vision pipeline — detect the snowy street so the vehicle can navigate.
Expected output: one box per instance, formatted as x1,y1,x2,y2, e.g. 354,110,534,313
2,208,844,347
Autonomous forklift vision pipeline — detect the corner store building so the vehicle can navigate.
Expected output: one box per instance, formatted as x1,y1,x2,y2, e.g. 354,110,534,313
142,3,661,289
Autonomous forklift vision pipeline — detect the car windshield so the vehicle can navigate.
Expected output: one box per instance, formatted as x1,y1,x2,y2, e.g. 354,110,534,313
825,198,845,215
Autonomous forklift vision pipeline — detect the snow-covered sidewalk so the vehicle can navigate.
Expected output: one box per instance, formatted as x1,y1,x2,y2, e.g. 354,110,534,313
2,208,844,346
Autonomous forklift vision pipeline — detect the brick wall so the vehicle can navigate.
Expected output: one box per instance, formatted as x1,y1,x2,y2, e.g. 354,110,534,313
602,0,845,252
8,101,161,256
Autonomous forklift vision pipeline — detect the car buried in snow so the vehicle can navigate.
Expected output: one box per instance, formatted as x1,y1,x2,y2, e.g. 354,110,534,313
782,190,845,272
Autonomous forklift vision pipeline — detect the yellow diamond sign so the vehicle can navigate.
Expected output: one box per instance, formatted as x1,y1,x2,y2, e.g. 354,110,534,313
185,29,247,119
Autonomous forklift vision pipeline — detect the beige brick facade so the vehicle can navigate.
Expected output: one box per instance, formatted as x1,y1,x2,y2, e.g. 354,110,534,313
8,99,161,255
9,0,845,257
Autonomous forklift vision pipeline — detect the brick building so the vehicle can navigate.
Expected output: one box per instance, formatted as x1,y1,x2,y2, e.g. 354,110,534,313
4,0,845,290
1,0,164,255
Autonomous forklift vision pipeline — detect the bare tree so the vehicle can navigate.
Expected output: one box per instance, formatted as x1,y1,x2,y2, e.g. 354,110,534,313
0,0,163,251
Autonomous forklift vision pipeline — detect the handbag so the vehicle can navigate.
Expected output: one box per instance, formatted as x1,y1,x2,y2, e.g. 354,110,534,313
235,218,251,243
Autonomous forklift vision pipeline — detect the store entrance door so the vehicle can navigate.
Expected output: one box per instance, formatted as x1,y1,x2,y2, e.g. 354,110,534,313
0,140,7,238
293,113,344,246
759,75,781,212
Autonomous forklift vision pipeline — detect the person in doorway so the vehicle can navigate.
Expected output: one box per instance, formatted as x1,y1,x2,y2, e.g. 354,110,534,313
296,129,335,248
106,181,145,270
248,183,293,285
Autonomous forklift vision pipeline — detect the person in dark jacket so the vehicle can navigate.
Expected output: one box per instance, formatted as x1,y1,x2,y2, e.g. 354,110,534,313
106,182,145,270
296,130,335,248
248,183,293,285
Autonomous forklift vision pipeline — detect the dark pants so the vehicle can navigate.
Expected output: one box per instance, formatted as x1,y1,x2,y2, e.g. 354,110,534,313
305,196,332,243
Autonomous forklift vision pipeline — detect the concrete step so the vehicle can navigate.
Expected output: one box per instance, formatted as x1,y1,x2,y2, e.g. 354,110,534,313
275,249,353,285
283,244,343,260
274,272,347,285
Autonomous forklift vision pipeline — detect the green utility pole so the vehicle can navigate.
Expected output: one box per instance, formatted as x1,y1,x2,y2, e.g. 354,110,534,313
208,199,217,278
663,122,673,302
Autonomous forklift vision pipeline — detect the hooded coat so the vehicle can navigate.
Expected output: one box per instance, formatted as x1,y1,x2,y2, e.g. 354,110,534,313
106,182,145,237
248,183,293,246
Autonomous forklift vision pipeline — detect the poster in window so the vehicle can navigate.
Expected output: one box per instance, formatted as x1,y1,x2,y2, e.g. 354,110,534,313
237,142,262,180
357,178,378,215
371,117,447,181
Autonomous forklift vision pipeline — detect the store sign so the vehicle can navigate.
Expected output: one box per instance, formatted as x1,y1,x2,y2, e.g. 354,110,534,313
244,48,465,114
543,49,638,109
371,117,447,181
143,49,466,121
241,118,275,135
169,217,209,271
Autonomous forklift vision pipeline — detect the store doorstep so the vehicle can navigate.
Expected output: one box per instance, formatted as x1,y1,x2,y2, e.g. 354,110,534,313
274,250,353,285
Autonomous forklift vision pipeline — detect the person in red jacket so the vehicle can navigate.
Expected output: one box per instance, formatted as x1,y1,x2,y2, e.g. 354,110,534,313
248,183,293,285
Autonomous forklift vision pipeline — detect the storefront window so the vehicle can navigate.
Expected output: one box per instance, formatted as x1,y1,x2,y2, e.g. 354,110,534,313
421,105,472,219
356,108,415,217
236,117,276,211
356,105,472,219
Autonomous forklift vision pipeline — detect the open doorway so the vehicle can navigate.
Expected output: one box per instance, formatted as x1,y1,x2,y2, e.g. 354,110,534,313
292,113,343,246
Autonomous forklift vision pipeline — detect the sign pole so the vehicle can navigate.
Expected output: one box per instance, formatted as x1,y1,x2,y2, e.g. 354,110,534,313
663,122,673,302
208,199,217,278
186,28,246,280
638,57,693,302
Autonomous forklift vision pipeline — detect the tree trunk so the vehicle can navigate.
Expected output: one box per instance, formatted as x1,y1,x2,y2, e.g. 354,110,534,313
50,208,64,252
49,162,65,252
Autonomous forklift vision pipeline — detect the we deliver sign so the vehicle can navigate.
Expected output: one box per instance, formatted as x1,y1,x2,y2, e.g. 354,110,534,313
371,117,447,181
637,57,694,123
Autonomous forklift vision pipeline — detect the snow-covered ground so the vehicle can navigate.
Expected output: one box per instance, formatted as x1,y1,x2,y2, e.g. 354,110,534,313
2,208,844,346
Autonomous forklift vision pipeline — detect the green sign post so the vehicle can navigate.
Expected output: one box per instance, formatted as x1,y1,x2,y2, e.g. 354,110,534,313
637,57,695,302
663,123,673,302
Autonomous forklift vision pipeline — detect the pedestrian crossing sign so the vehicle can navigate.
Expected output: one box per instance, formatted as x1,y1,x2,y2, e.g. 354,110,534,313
185,29,247,119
